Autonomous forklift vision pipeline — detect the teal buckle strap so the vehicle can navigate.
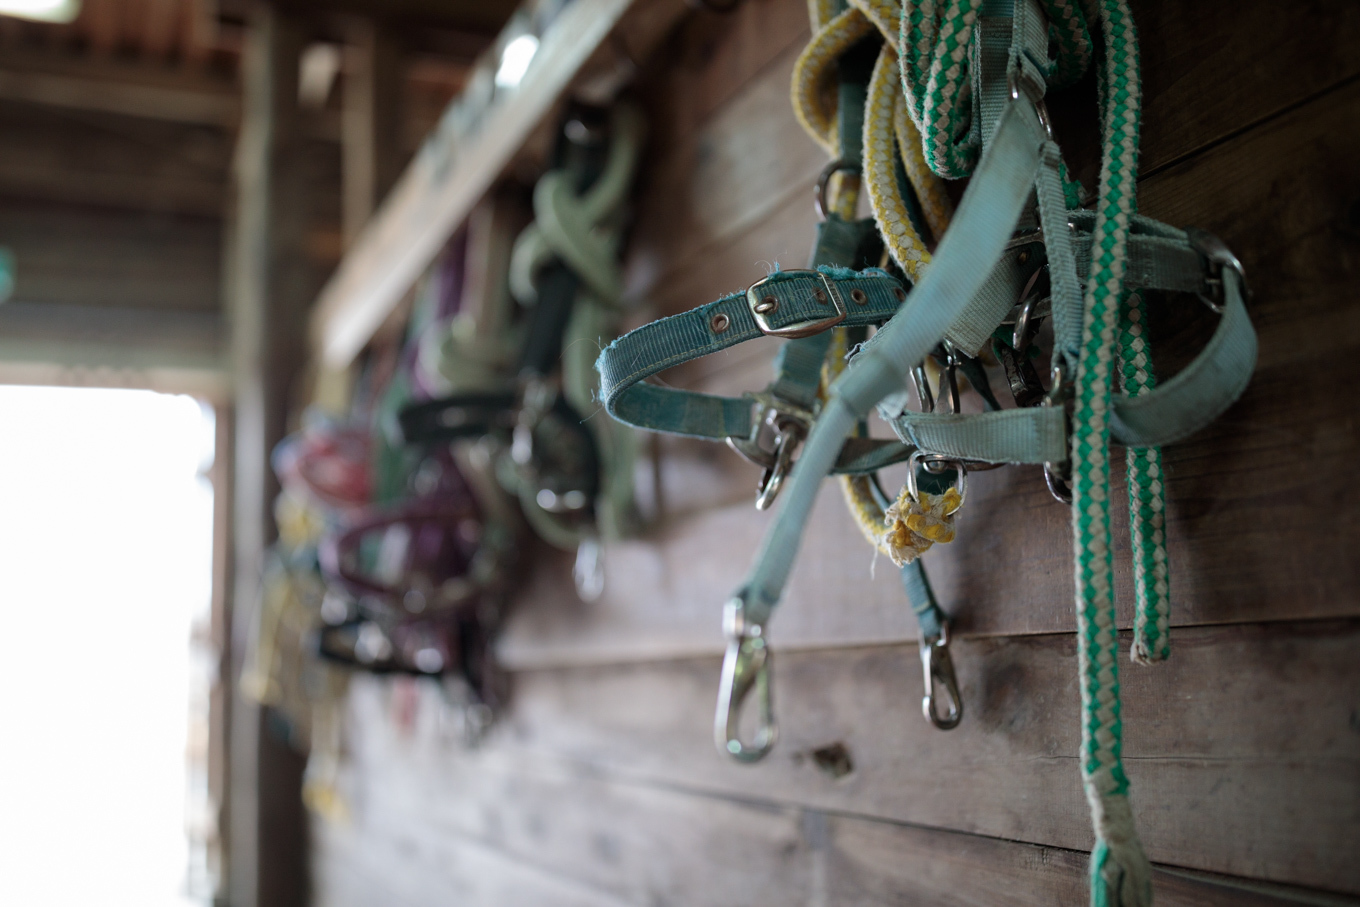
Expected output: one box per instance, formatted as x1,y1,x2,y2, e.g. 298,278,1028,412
887,226,1256,465
716,91,1052,758
595,266,908,441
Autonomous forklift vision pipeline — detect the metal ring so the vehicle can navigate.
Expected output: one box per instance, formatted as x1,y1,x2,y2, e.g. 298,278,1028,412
906,451,967,512
814,158,861,221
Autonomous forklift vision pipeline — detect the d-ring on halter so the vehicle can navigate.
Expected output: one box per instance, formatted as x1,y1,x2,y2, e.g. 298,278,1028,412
714,598,775,761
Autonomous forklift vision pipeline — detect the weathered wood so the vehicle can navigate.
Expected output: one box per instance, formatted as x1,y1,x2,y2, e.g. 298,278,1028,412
341,19,405,249
0,196,221,310
0,52,240,126
496,621,1360,894
321,657,1360,905
227,9,311,907
314,809,636,907
311,0,644,368
0,98,232,216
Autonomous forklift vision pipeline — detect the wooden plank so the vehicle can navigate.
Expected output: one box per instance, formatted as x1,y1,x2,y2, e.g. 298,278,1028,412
341,19,405,248
0,198,222,311
1131,0,1360,176
226,9,311,907
311,0,641,368
0,59,239,126
0,99,233,216
324,652,1360,904
314,808,636,907
498,621,1360,894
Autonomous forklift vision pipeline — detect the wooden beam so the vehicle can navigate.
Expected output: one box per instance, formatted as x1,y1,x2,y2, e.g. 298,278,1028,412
226,6,311,907
0,53,240,127
341,19,404,248
310,0,638,367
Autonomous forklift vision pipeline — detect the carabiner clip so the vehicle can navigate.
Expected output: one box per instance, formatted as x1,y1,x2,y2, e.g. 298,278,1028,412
714,599,777,762
920,622,962,730
726,396,811,511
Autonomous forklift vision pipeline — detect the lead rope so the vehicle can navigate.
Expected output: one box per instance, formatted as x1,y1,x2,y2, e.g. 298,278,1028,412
1068,1,1155,900
905,0,1157,900
828,0,1159,901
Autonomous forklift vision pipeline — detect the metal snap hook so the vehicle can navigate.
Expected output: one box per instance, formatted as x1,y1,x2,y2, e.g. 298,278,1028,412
1041,358,1074,504
726,395,812,510
920,622,962,730
573,534,605,602
753,421,803,511
714,599,777,762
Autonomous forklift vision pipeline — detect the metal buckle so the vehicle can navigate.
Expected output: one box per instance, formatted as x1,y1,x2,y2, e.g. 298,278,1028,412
714,598,776,762
745,270,847,339
920,622,962,730
1186,227,1249,313
726,394,813,510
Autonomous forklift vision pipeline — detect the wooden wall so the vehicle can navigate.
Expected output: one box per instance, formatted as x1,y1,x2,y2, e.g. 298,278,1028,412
312,0,1360,903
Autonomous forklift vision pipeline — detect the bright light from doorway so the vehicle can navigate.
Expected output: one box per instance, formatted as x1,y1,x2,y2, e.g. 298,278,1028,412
495,34,539,88
0,386,215,907
0,0,81,24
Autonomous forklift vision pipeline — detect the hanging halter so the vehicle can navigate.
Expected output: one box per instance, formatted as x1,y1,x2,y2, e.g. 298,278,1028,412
401,103,645,601
597,0,1255,903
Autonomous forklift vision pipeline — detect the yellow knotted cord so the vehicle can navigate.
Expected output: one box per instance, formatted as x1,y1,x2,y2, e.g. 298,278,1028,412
795,0,957,559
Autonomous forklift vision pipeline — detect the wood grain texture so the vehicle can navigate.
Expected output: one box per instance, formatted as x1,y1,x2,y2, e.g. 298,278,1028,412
497,621,1360,894
317,631,1360,903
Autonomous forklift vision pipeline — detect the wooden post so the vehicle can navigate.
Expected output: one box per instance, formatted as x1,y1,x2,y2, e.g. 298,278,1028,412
227,5,311,907
342,18,403,249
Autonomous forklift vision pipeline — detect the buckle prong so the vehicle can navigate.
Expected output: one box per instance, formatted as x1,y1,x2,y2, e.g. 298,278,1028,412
745,270,847,339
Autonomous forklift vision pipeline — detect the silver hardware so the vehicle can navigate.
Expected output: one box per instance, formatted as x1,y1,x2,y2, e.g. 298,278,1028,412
814,158,861,221
536,487,589,513
911,364,935,412
726,394,813,511
906,450,968,509
574,534,605,602
710,312,731,333
714,598,776,762
1041,358,1074,504
745,270,848,339
920,622,962,730
1186,227,1249,313
1007,69,1054,140
939,340,962,415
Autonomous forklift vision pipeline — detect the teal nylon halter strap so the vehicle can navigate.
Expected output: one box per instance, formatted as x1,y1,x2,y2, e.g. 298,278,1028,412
596,268,903,438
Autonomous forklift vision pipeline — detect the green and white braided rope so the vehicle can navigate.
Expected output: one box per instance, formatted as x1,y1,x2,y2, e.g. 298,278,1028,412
900,0,984,178
1120,292,1170,664
1069,0,1154,903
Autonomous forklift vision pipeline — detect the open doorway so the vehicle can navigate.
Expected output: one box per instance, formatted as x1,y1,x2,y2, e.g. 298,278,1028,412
0,385,217,906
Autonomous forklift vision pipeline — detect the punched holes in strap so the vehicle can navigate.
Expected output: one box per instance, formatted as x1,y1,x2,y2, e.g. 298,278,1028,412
595,268,907,441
